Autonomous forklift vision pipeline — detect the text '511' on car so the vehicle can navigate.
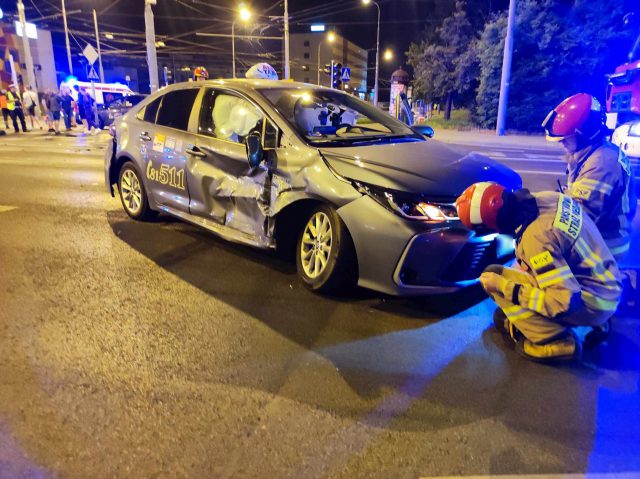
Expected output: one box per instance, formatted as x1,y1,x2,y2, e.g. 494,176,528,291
105,79,521,296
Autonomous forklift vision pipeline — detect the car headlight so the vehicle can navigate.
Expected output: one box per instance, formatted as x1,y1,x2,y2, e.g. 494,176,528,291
628,122,640,137
353,182,458,222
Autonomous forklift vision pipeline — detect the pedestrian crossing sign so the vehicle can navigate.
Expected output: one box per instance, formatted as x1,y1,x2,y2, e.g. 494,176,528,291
341,67,351,82
88,66,99,80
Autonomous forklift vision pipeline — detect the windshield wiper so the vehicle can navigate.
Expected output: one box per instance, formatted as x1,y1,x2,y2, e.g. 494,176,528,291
309,134,419,147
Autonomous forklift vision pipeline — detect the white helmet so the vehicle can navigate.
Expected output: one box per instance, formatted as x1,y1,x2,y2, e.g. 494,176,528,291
245,63,278,80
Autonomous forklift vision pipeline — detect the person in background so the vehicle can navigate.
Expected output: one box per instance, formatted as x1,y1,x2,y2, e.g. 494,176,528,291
75,85,88,132
81,87,97,135
22,85,42,130
6,84,27,133
60,87,74,131
45,89,62,134
543,93,638,310
0,90,10,129
41,89,52,132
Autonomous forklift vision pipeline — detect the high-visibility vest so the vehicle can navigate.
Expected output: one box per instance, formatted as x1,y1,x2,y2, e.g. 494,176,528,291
6,91,21,111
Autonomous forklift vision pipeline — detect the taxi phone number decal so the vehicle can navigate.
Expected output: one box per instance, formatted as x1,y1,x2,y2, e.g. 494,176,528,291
146,161,186,190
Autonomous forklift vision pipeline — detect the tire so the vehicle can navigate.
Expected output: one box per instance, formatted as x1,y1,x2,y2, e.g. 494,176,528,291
118,162,154,220
296,204,358,293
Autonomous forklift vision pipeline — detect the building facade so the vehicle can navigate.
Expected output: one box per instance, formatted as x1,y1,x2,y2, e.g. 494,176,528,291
0,21,57,91
289,32,367,97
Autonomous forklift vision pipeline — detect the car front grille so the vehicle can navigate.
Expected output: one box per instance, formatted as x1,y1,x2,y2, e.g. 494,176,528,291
441,238,498,282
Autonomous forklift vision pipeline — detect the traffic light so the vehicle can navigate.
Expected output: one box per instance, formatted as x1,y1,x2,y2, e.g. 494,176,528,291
324,63,331,74
333,62,342,89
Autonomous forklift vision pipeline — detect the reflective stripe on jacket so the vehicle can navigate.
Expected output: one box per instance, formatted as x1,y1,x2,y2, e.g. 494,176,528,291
566,141,637,260
501,192,623,320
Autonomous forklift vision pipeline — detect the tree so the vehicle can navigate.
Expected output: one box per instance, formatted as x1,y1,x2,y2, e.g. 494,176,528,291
407,1,479,120
475,0,632,131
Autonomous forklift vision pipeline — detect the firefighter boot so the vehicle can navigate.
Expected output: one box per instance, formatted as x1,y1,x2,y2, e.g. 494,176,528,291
584,319,611,349
516,330,582,364
493,308,523,342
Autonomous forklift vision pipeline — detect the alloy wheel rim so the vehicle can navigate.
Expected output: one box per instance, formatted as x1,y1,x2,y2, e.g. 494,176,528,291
301,212,333,279
121,169,142,215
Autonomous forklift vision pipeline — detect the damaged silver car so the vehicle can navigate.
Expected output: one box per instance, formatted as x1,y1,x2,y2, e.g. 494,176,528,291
105,80,521,295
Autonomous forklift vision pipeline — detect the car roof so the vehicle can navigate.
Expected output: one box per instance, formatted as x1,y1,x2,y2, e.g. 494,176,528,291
162,79,332,93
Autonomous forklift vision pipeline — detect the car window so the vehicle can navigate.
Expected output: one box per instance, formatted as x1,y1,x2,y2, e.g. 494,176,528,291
155,89,200,131
139,97,161,123
260,88,419,147
199,89,265,144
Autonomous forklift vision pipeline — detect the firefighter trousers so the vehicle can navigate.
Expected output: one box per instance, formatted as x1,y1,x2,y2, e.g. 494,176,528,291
486,265,612,344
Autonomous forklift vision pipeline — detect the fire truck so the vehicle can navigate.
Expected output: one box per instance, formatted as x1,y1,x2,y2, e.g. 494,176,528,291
608,13,640,158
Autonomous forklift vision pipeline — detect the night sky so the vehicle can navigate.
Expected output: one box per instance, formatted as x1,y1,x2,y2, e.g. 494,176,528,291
0,0,508,82
0,0,637,89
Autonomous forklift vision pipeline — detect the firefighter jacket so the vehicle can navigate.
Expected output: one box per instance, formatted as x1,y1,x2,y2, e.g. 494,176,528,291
565,140,636,260
500,192,622,321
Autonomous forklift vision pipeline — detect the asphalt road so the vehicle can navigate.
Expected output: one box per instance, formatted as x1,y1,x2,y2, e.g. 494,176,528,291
0,130,638,479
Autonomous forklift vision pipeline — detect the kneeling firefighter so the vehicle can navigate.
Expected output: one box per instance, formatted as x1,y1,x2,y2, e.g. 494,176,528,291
456,183,623,363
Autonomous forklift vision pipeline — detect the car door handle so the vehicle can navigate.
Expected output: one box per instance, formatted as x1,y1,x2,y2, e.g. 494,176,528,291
186,147,207,158
139,132,151,141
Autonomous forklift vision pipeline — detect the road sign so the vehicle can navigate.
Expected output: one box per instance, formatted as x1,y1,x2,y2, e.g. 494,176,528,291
341,67,351,82
88,65,99,80
83,44,99,65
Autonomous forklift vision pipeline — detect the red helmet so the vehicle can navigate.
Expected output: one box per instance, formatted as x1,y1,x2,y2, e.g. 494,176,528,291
542,93,604,142
194,66,209,80
455,182,506,231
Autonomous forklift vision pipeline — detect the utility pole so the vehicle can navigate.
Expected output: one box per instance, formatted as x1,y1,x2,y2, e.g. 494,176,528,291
144,0,159,93
93,9,105,83
16,0,36,89
284,0,290,79
61,0,73,76
496,0,516,136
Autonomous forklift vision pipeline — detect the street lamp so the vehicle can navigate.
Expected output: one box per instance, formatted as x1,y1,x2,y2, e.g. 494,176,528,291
362,0,381,106
232,5,252,78
317,32,336,86
383,49,393,61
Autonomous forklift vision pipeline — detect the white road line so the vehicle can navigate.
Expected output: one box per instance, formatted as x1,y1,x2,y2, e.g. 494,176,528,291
0,205,17,213
515,169,565,176
524,153,562,159
492,157,564,163
420,474,640,479
484,151,507,157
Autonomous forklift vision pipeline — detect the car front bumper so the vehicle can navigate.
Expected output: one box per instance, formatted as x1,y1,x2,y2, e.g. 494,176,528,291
338,195,514,296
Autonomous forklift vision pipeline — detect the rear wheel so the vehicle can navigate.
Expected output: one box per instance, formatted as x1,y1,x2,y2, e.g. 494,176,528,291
118,162,154,220
296,205,357,293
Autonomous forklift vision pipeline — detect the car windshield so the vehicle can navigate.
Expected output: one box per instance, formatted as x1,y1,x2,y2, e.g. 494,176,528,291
259,88,421,146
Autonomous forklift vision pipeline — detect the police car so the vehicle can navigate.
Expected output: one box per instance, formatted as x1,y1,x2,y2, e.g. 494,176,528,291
105,64,521,295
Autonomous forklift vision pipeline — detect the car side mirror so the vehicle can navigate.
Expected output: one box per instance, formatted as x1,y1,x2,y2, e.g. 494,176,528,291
412,124,435,139
246,132,263,168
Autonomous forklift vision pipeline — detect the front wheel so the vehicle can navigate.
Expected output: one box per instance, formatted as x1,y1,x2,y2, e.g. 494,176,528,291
118,162,154,220
296,205,357,293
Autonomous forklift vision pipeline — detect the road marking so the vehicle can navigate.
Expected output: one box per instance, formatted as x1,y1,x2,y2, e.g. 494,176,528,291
514,169,564,176
484,151,507,157
524,153,563,159
0,205,17,213
420,475,640,479
493,157,564,163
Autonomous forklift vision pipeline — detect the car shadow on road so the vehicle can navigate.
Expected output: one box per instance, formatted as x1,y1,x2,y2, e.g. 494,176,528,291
107,209,640,454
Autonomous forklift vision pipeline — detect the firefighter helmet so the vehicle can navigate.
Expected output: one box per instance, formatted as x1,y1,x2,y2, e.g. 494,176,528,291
455,182,506,231
245,63,278,80
194,66,209,80
542,93,605,142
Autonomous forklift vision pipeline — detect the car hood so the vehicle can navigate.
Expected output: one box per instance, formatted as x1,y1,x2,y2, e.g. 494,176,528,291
321,139,522,198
